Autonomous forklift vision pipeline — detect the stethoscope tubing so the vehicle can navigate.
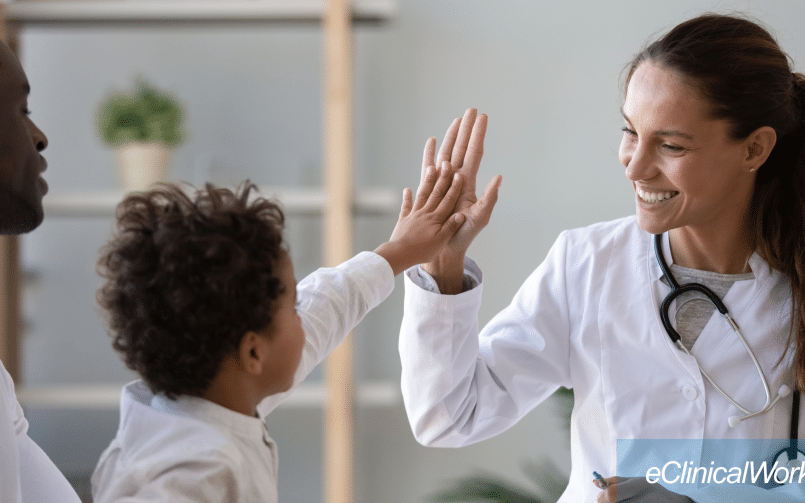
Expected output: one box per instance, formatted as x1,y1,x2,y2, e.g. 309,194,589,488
653,233,778,421
653,233,801,464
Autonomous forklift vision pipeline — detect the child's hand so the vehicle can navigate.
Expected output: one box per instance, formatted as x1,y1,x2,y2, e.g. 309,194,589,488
374,161,466,276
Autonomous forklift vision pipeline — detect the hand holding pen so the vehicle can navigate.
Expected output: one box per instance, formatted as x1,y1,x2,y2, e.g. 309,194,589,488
593,471,609,489
593,474,696,503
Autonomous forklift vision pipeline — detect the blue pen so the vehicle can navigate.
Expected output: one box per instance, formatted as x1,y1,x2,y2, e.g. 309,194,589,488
593,471,609,488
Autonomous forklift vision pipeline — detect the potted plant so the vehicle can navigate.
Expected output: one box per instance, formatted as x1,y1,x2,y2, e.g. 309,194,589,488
97,81,184,190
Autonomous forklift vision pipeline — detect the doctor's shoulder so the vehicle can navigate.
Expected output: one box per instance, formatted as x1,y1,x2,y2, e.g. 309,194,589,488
557,215,643,264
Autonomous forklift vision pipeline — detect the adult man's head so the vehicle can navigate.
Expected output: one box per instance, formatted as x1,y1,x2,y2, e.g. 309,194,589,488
0,42,48,234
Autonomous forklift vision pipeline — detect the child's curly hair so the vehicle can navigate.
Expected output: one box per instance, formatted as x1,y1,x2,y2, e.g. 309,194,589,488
97,182,286,400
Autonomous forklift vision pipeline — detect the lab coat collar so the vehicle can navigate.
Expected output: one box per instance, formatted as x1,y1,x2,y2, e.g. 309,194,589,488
648,231,777,339
651,231,781,328
654,231,769,283
121,380,270,445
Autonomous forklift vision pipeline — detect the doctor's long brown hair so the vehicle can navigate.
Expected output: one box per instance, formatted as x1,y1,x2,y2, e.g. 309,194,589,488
626,14,805,389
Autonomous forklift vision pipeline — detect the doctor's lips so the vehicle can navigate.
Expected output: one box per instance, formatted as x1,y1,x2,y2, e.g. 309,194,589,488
636,186,679,203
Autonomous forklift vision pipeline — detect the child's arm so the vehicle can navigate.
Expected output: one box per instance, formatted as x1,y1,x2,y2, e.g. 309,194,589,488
374,159,467,276
256,160,466,416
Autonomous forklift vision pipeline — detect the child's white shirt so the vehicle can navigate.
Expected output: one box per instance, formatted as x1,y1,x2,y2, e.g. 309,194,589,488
91,251,395,502
91,380,276,502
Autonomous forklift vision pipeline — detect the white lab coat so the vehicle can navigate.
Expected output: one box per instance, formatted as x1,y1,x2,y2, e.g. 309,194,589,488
92,251,395,502
0,362,82,503
400,216,805,502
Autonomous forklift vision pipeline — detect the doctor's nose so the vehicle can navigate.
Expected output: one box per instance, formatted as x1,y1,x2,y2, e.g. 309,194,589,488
621,143,656,182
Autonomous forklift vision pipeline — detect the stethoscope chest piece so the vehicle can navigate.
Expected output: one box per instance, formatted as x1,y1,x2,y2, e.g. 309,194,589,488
771,443,805,470
786,452,805,469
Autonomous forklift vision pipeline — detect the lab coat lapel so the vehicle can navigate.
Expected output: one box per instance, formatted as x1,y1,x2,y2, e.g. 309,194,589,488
655,241,793,439
697,252,793,438
598,231,705,440
649,233,705,389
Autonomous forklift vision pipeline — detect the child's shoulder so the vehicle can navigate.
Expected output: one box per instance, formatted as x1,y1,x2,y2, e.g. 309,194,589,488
94,380,280,500
115,381,251,467
94,381,255,501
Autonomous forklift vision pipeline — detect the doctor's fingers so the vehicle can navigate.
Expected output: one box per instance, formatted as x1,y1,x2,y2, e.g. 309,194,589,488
420,136,437,185
595,478,621,503
596,486,615,503
467,174,502,229
446,174,502,251
446,108,479,171
433,117,462,178
457,113,486,196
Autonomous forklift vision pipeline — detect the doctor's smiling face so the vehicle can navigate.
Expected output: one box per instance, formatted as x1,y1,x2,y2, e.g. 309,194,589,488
619,61,757,237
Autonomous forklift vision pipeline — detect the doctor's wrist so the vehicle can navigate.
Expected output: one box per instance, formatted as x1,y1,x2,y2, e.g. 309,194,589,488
422,255,465,295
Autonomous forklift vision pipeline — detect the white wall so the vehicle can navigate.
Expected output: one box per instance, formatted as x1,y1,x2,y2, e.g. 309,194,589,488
16,1,805,501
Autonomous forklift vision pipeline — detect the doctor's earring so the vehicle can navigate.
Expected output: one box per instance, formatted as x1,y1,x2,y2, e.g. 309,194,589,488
748,145,758,172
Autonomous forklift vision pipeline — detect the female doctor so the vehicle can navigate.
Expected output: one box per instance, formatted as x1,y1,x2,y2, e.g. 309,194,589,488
399,14,805,503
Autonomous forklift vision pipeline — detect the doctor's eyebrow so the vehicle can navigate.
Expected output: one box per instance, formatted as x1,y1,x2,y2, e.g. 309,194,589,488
620,107,695,141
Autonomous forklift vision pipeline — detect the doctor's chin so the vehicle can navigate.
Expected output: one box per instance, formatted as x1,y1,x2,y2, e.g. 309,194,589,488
619,439,805,501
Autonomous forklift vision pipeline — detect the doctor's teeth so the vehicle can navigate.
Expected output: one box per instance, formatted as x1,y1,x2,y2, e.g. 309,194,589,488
637,188,677,203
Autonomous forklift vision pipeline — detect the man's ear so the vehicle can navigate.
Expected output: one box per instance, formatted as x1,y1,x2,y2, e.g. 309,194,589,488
744,126,777,172
237,331,267,375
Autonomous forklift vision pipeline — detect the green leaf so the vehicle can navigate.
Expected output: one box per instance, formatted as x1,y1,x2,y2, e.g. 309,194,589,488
97,81,184,147
431,477,545,503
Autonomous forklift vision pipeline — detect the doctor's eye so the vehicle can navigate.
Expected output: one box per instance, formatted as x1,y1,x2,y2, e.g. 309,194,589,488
662,144,686,153
621,127,637,137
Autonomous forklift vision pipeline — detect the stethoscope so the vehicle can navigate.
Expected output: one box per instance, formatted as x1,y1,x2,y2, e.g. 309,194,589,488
771,390,804,470
653,233,795,429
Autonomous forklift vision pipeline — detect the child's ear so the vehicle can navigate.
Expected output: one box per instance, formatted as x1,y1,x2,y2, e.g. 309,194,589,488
238,331,268,375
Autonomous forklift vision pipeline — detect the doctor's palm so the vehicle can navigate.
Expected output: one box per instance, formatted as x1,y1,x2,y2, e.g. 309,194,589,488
424,108,501,263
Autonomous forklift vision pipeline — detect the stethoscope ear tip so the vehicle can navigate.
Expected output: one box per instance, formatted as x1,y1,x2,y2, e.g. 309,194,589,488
728,416,742,428
779,384,792,398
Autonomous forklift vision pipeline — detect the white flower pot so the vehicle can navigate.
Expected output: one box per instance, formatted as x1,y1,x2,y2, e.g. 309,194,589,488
115,142,173,191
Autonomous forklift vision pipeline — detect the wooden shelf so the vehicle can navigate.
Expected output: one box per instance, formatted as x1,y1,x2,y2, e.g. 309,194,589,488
17,380,401,409
43,186,399,217
4,0,395,24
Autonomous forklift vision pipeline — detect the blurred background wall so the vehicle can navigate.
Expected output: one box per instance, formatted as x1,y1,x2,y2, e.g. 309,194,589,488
13,0,805,501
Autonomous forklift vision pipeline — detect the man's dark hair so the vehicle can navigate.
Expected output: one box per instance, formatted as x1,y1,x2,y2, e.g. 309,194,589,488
97,182,286,399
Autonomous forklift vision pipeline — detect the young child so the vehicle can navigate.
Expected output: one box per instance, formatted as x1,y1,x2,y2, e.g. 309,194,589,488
90,163,470,502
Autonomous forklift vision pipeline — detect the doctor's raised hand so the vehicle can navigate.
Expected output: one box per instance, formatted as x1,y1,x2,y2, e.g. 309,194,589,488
419,108,503,294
